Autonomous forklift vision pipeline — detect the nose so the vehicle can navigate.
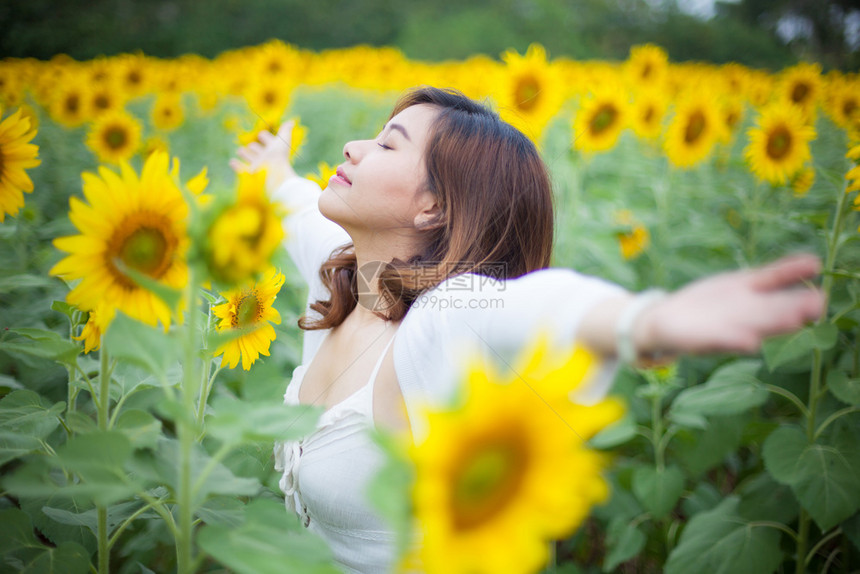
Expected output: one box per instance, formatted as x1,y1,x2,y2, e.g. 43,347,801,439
343,139,371,162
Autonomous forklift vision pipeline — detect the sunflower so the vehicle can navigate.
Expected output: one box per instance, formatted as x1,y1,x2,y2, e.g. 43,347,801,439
304,161,338,189
745,102,816,185
846,165,860,194
663,93,724,169
89,82,125,118
778,62,821,120
409,339,623,574
614,210,650,260
74,304,116,353
791,166,816,196
825,76,860,130
244,78,291,122
573,85,629,154
206,170,285,285
237,117,307,163
630,89,667,141
151,93,185,132
0,108,41,223
85,110,142,164
212,267,284,370
49,80,90,128
497,44,564,143
50,151,189,327
116,53,151,99
624,44,669,89
719,97,745,143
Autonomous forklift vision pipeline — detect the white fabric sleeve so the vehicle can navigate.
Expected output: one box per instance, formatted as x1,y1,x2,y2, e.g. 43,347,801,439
271,177,350,364
394,269,628,439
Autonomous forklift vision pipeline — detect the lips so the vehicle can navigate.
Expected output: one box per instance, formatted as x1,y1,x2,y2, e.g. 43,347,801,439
330,166,352,186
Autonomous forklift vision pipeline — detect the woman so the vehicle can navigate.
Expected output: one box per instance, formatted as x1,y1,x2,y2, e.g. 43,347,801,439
232,87,823,573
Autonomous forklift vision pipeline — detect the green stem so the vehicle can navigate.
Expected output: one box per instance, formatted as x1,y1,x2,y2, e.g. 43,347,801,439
814,406,860,441
190,442,232,501
748,521,799,541
196,302,214,430
651,392,665,471
806,527,842,567
108,500,161,549
97,344,110,574
764,384,811,419
177,266,200,574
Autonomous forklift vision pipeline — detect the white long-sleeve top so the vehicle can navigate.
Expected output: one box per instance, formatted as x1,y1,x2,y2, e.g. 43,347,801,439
272,177,626,573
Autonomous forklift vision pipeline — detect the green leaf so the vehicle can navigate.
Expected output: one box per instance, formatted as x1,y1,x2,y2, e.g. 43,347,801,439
669,360,768,425
673,415,746,477
114,409,162,449
50,300,77,321
103,312,180,378
0,431,46,465
843,511,860,553
206,396,321,446
737,472,799,524
665,497,783,574
0,374,25,391
762,323,838,371
603,516,646,572
589,411,637,449
41,499,153,538
3,328,80,366
0,389,65,438
55,431,138,506
19,494,98,555
0,273,56,294
197,498,341,574
196,496,246,527
632,464,685,520
827,370,860,406
0,508,91,574
682,482,722,518
763,426,860,531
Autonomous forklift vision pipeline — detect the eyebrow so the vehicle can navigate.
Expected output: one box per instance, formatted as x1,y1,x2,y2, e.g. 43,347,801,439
386,122,411,142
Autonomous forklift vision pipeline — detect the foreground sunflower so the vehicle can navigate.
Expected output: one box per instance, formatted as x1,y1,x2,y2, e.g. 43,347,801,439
212,267,284,370
663,93,724,169
206,170,285,285
0,108,41,222
744,102,816,185
305,161,338,190
50,151,189,327
409,339,623,574
85,109,142,164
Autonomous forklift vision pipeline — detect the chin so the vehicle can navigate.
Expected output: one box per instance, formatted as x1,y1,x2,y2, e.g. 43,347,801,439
318,187,353,228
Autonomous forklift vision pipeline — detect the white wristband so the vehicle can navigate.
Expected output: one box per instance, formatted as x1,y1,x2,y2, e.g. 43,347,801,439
615,289,667,364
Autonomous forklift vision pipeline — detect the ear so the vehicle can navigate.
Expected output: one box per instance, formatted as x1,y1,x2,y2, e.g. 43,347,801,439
413,195,445,231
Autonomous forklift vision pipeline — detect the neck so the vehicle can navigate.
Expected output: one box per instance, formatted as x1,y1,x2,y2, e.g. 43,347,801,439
350,230,422,316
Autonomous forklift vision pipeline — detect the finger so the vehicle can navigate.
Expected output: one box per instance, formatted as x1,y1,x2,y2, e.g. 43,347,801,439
236,147,255,163
228,158,247,173
247,141,264,154
749,253,821,291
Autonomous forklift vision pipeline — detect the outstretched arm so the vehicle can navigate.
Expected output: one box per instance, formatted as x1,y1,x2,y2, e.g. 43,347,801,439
578,253,825,362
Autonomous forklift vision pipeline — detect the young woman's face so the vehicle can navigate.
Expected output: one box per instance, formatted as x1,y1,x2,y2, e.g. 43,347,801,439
319,103,439,237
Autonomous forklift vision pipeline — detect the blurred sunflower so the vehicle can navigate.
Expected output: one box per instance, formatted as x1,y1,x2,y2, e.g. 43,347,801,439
85,110,142,164
244,78,291,122
498,44,564,143
778,62,821,120
0,108,41,222
151,93,185,132
206,170,285,285
614,210,650,260
49,80,90,127
89,82,124,118
116,53,151,99
630,89,667,141
409,339,623,574
745,102,816,185
824,76,860,130
663,93,723,169
719,97,745,143
624,44,669,89
212,267,284,370
305,161,338,190
573,85,629,154
791,166,815,196
50,151,189,327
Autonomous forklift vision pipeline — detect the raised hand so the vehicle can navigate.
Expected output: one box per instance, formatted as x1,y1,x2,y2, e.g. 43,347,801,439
635,253,825,357
229,120,299,193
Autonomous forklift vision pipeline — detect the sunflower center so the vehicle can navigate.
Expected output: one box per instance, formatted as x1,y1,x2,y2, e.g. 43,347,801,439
684,111,706,144
643,105,655,124
450,437,527,531
104,126,128,150
766,125,793,160
263,90,276,105
234,293,262,327
127,70,142,86
514,75,541,112
844,98,858,119
791,82,810,105
107,213,177,287
590,104,618,135
65,94,80,114
725,110,739,129
641,63,653,80
94,94,111,110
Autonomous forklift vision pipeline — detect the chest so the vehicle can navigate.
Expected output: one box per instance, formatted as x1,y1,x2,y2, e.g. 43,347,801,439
298,323,407,432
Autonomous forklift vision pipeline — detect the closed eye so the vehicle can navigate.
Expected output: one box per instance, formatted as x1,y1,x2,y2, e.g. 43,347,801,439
377,142,392,150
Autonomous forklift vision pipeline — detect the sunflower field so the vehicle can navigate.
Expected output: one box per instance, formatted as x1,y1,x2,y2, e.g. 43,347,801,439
0,40,859,574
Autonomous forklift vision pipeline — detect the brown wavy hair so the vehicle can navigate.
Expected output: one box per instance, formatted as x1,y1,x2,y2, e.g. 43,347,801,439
299,86,554,330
